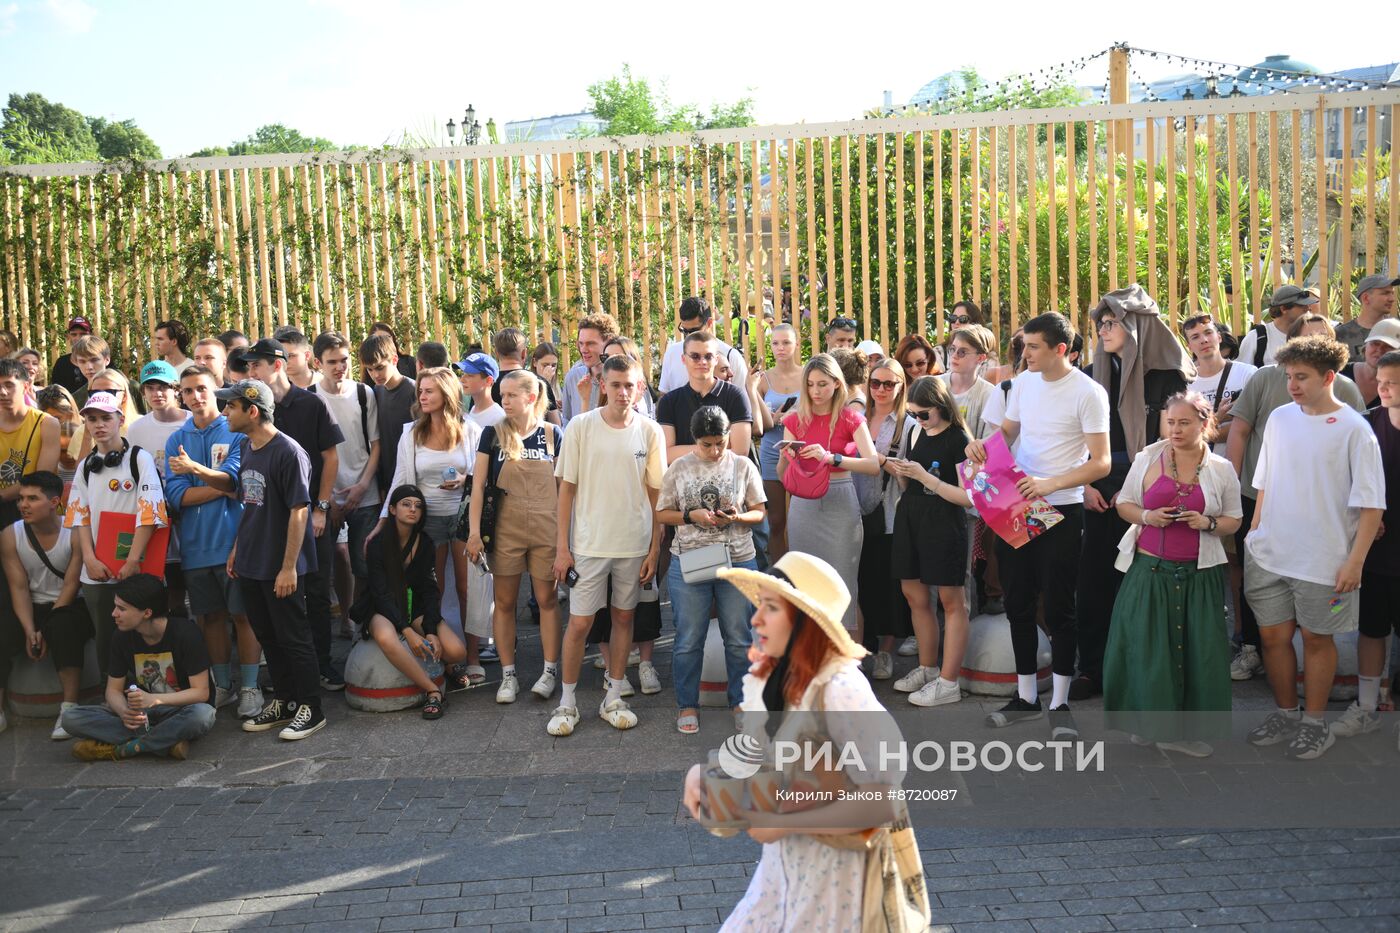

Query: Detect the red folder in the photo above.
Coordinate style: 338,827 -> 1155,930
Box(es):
95,512 -> 170,577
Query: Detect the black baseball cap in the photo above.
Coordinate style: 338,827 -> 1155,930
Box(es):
242,337 -> 288,361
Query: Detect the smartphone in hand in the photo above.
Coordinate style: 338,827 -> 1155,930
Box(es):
565,567 -> 580,587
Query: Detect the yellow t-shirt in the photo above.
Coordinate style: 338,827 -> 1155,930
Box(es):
555,409 -> 666,558
0,408 -> 46,492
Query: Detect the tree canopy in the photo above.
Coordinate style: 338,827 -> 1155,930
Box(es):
190,123 -> 344,158
0,92 -> 164,165
582,65 -> 755,136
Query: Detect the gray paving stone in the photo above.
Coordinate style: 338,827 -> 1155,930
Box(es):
377,912 -> 462,931
265,906 -> 347,926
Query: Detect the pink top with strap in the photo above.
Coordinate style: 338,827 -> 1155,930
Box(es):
1139,452 -> 1204,562
782,408 -> 864,476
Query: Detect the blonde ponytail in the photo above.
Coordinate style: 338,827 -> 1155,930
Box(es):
497,370 -> 549,461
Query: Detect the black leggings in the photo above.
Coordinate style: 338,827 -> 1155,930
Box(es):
998,504 -> 1084,677
0,602 -> 94,690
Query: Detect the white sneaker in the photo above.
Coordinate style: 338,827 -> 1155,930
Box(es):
547,705 -> 580,736
599,697 -> 638,730
237,687 -> 265,719
909,678 -> 962,707
893,665 -> 939,694
1331,702 -> 1381,738
1229,645 -> 1263,681
872,651 -> 894,681
593,648 -> 642,670
51,702 -> 77,740
531,670 -> 557,699
1156,740 -> 1214,758
213,686 -> 237,709
496,673 -> 519,704
610,675 -> 635,699
897,636 -> 918,657
638,662 -> 662,695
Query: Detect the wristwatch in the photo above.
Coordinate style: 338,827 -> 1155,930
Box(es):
1207,515 -> 1218,533
316,499 -> 331,512
831,453 -> 844,469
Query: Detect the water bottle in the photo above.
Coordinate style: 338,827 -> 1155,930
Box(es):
441,466 -> 458,486
127,684 -> 150,733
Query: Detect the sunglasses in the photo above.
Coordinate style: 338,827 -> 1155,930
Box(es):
869,378 -> 900,391
678,322 -> 705,335
909,409 -> 932,421
950,314 -> 972,324
949,347 -> 978,359
829,317 -> 858,330
686,352 -> 716,363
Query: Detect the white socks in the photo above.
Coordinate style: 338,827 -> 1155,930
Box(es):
560,682 -> 578,710
1050,673 -> 1071,709
1017,674 -> 1037,705
544,661 -> 559,675
604,676 -> 623,705
1358,675 -> 1381,712
502,664 -> 516,678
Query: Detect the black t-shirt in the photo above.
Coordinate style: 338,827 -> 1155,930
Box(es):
109,616 -> 211,705
899,423 -> 970,522
656,380 -> 753,447
234,432 -> 318,580
274,386 -> 344,501
1107,361 -> 1188,454
477,423 -> 564,482
1365,408 -> 1400,576
490,367 -> 559,412
50,354 -> 87,396
375,377 -> 417,495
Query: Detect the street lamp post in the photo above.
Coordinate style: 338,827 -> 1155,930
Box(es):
445,104 -> 483,145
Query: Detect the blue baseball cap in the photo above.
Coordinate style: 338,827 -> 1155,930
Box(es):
455,352 -> 499,380
140,360 -> 180,386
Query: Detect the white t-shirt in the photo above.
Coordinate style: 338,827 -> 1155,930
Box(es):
63,446 -> 169,585
1004,368 -> 1110,506
1247,403 -> 1386,586
126,412 -> 190,479
316,381 -> 381,508
1188,360 -> 1256,456
382,419 -> 482,519
1237,322 -> 1288,367
556,409 -> 667,558
468,402 -> 506,430
658,339 -> 750,394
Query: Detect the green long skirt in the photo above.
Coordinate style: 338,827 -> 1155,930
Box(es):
1103,553 -> 1232,741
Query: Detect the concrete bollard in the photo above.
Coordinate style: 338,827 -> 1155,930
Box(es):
958,613 -> 1053,697
343,637 -> 444,713
1293,628 -> 1358,703
699,618 -> 732,708
6,641 -> 103,718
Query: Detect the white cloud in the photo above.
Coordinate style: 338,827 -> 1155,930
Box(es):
44,0 -> 95,33
0,3 -> 19,36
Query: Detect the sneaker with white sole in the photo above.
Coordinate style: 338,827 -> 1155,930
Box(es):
909,678 -> 962,707
1284,719 -> 1334,760
531,670 -> 557,699
278,703 -> 326,741
496,673 -> 519,704
242,699 -> 293,732
237,687 -> 264,719
896,636 -> 918,657
872,651 -> 894,681
1331,702 -> 1381,738
638,662 -> 662,695
593,648 -> 641,670
51,701 -> 77,741
1048,704 -> 1080,741
1156,740 -> 1213,758
985,697 -> 1044,728
1229,645 -> 1264,681
547,705 -> 580,736
1247,711 -> 1302,746
599,697 -> 638,730
893,666 -> 938,694
610,675 -> 635,698
213,686 -> 237,709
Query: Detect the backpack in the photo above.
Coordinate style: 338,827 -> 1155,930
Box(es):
1249,323 -> 1269,368
310,381 -> 371,451
82,444 -> 149,491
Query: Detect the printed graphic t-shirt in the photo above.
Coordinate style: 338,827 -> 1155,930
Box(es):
109,615 -> 211,705
657,450 -> 766,560
64,446 -> 169,585
234,432 -> 317,581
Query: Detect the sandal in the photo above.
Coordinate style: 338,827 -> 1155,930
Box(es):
677,711 -> 699,735
464,664 -> 486,686
422,691 -> 445,720
1379,695 -> 1396,713
444,668 -> 471,692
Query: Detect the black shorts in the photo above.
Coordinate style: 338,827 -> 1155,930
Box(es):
890,494 -> 968,588
1359,571 -> 1400,639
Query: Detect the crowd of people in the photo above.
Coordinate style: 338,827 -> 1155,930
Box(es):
0,273 -> 1396,765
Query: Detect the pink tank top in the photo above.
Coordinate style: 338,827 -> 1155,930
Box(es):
1139,455 -> 1205,562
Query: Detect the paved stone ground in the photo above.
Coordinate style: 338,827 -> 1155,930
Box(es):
2,599 -> 1398,931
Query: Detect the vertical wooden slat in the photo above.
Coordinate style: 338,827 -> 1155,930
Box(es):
140,177 -> 156,332
932,129 -> 944,332
687,148 -> 701,298
286,168 -> 307,330
748,140 -> 763,358
1391,103 -> 1399,278
252,169 -> 274,335
667,146 -> 683,315
1226,114 -> 1243,333
1292,110 -> 1304,283
1066,122 -> 1078,333
1206,116 -> 1220,315
859,135 -> 871,343
1247,113 -> 1262,325
730,145 -> 747,350
950,128 -> 962,309
561,152 -> 583,356
895,131 -> 907,339
823,137 -> 837,326
1364,107 -> 1377,276
764,139 -> 780,364
1339,104 -> 1353,296
584,152 -> 602,310
1086,123 -> 1098,303
1124,117 -> 1137,286
875,134 -> 888,343
620,149 -> 637,336
1144,119 -> 1155,300
1046,124 -> 1058,312
1025,122 -> 1038,314
1315,101 -> 1328,309
1164,119 -> 1177,323
377,163 -> 396,318
269,169 -> 288,326
601,150 -> 619,318
639,148 -> 654,366
354,166 -> 375,328
1266,113 -> 1281,291
1184,116 -> 1198,315
971,127 -> 982,308
313,166 -> 336,333
424,162 -> 444,345
988,126 -> 1000,345
554,153 -> 571,352
805,138 -> 819,340
1008,126 -> 1019,332
699,148 -> 715,310
649,149 -> 666,329
1106,121 -> 1118,296
716,146 -> 732,344
782,138 -> 797,348
840,137 -> 853,333
914,131 -> 926,340
333,168 -> 355,339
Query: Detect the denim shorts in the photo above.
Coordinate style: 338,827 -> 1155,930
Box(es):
184,564 -> 247,617
424,513 -> 458,548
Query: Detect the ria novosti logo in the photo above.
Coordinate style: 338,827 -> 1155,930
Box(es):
717,733 -> 765,778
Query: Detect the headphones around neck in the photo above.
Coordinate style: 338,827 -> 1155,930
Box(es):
85,439 -> 130,475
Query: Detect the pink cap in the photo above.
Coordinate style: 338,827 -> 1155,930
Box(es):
80,391 -> 123,416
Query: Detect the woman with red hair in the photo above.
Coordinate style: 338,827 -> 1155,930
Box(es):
682,551 -> 931,930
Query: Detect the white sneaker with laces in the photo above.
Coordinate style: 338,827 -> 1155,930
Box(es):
1331,702 -> 1380,738
893,665 -> 939,694
496,673 -> 519,704
594,648 -> 642,670
872,652 -> 894,681
1229,645 -> 1263,681
547,705 -> 580,736
908,678 -> 962,707
213,686 -> 237,709
237,687 -> 264,719
897,636 -> 918,657
611,676 -> 635,699
638,662 -> 662,695
51,701 -> 77,740
531,670 -> 557,699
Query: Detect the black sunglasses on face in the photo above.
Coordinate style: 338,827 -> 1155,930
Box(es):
869,378 -> 900,391
829,317 -> 858,330
909,409 -> 931,421
951,314 -> 972,324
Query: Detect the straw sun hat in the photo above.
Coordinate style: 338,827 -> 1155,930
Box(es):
718,552 -> 867,659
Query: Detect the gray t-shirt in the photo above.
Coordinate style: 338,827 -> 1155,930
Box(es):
1334,319 -> 1372,364
656,450 -> 766,561
376,377 -> 416,495
1231,364 -> 1367,498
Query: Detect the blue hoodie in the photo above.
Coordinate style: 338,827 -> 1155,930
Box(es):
164,415 -> 243,571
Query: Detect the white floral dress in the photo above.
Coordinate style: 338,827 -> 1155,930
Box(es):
720,658 -> 898,932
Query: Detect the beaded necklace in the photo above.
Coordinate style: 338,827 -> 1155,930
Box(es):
1167,444 -> 1206,500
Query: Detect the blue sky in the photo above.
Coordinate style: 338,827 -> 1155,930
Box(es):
1,0 -> 1394,158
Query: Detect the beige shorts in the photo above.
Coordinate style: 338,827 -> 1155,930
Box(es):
570,554 -> 645,616
1244,549 -> 1358,635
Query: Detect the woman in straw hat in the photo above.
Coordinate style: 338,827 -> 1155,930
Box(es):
683,551 -> 931,932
